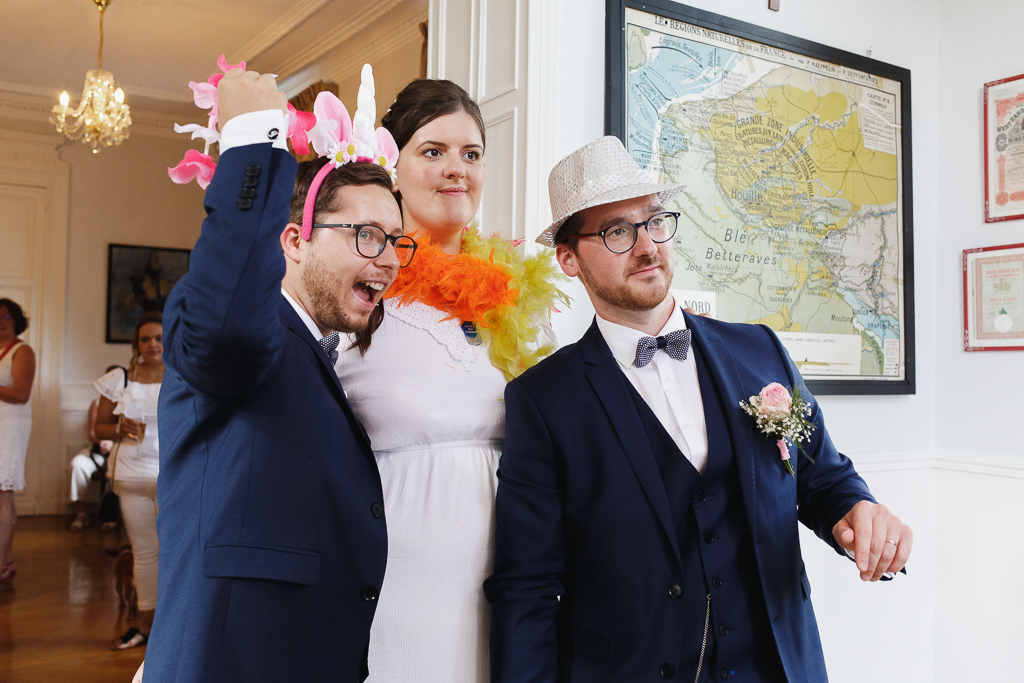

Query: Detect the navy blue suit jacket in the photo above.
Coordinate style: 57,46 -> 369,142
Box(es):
485,312 -> 875,682
145,145 -> 387,682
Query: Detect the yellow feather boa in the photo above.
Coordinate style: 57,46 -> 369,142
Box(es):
385,227 -> 571,380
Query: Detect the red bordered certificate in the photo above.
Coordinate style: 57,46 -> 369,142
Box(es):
963,242 -> 1024,351
984,73 -> 1024,222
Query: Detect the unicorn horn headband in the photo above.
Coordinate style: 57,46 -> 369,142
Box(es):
301,64 -> 399,241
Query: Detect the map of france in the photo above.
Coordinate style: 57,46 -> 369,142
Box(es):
625,10 -> 905,380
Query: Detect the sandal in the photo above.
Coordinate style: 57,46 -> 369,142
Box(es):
0,562 -> 16,586
110,627 -> 148,651
70,514 -> 90,532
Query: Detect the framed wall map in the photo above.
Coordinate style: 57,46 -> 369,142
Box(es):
606,1 -> 915,395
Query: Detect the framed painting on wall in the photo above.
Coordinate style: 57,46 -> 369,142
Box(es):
606,0 -> 916,395
984,73 -> 1024,222
963,242 -> 1024,352
106,243 -> 191,343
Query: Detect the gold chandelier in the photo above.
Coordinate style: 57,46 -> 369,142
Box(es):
51,0 -> 132,153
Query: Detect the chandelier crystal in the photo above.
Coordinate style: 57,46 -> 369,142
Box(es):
51,0 -> 132,153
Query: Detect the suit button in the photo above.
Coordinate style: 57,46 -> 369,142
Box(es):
659,662 -> 675,678
239,187 -> 257,199
704,532 -> 714,543
718,625 -> 729,636
237,198 -> 253,210
245,164 -> 261,177
371,502 -> 384,518
720,670 -> 732,680
696,490 -> 706,502
712,577 -> 725,589
360,586 -> 378,601
668,584 -> 682,599
243,175 -> 259,188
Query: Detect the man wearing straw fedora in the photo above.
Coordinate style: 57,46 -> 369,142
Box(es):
485,136 -> 913,682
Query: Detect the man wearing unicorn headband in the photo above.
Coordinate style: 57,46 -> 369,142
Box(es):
139,65 -> 414,682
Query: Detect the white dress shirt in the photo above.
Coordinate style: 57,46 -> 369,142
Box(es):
595,300 -> 709,473
218,109 -> 290,154
281,288 -> 326,342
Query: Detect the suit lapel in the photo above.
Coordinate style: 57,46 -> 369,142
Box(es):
579,321 -> 683,566
279,298 -> 372,451
684,312 -> 759,533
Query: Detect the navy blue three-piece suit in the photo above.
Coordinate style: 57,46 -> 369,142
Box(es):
486,313 -> 876,682
145,145 -> 387,681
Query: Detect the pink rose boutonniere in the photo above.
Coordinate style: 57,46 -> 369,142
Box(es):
739,382 -> 815,477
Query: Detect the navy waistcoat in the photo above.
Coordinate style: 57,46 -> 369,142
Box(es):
624,344 -> 787,682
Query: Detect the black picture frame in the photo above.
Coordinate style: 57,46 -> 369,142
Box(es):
105,243 -> 191,343
606,0 -> 915,395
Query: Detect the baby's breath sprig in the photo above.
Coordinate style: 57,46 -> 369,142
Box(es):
739,384 -> 816,477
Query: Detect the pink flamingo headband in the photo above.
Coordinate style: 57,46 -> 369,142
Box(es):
301,64 -> 399,240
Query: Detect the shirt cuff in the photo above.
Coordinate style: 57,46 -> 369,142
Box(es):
219,109 -> 289,154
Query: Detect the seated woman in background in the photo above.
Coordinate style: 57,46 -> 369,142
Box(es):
68,365 -> 124,532
93,313 -> 163,650
0,297 -> 36,589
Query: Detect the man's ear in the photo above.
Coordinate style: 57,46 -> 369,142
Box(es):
281,223 -> 306,264
555,243 -> 580,278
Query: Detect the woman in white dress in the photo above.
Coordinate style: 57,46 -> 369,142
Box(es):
336,79 -> 566,682
0,298 -> 36,588
94,312 -> 164,650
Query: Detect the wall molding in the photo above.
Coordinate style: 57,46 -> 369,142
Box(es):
0,88 -> 186,139
844,449 -> 1024,478
273,0 -> 408,86
319,13 -> 425,88
229,0 -> 336,65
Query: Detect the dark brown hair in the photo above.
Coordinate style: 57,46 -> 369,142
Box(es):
553,212 -> 587,251
128,311 -> 163,381
290,157 -> 396,231
0,298 -> 28,336
290,158 -> 399,355
381,79 -> 485,154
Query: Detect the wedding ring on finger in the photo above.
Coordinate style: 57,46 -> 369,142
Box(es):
885,539 -> 898,546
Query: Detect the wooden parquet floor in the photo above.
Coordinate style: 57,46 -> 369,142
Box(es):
0,516 -> 145,683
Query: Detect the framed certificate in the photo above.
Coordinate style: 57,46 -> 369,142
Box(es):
963,242 -> 1024,351
984,73 -> 1024,222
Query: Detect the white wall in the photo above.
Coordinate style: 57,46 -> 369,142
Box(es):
933,0 -> 1024,678
541,1 -> 1024,681
0,112 -> 207,510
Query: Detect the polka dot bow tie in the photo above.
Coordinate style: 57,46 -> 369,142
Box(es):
633,328 -> 692,368
320,331 -> 340,366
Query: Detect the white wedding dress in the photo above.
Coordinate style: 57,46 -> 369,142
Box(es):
336,298 -> 510,682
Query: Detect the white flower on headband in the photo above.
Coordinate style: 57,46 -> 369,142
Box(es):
306,64 -> 398,180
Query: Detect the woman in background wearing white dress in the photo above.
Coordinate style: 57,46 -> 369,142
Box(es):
94,312 -> 164,650
336,80 -> 567,682
0,298 -> 36,589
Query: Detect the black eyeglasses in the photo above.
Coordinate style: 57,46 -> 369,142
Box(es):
566,211 -> 680,253
312,223 -> 418,267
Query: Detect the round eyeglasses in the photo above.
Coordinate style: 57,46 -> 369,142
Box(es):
566,211 -> 680,254
312,223 -> 418,267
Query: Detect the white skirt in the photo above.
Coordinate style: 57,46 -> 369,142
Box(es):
366,440 -> 501,683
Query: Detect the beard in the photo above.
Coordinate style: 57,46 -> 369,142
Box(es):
301,249 -> 369,334
578,252 -> 673,312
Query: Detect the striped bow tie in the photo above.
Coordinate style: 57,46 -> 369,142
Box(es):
320,331 -> 340,366
633,328 -> 691,368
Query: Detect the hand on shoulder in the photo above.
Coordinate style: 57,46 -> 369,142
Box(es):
216,69 -> 288,132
